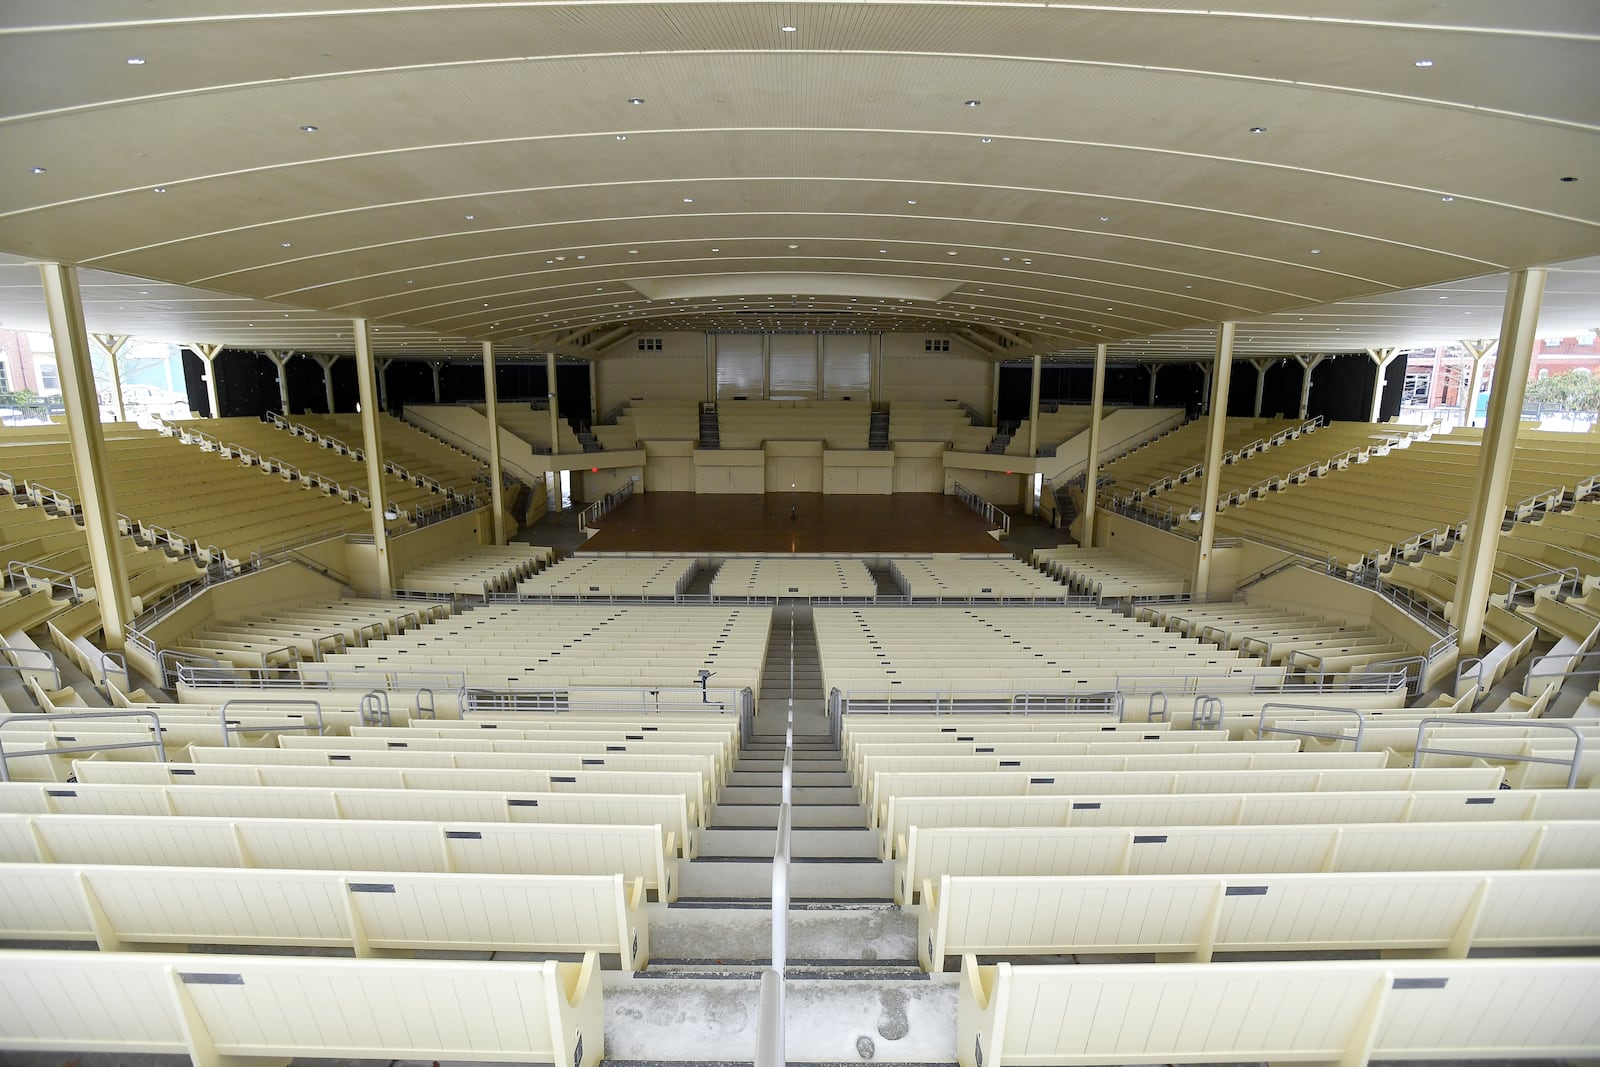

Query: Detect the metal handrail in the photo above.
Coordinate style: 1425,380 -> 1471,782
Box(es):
218,699 -> 326,746
578,480 -> 636,532
0,643 -> 63,690
1367,655 -> 1427,696
7,561 -> 83,601
1504,566 -> 1581,603
1411,716 -> 1585,789
0,710 -> 167,782
1259,703 -> 1366,751
952,482 -> 1011,535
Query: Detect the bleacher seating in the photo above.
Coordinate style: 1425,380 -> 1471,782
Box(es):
887,400 -> 993,451
716,399 -> 870,449
518,554 -> 701,597
593,400 -> 701,450
1033,545 -> 1190,599
488,403 -> 586,454
1102,417 -> 1300,501
397,544 -> 553,598
1005,405 -> 1094,457
164,595 -> 450,672
293,412 -> 488,495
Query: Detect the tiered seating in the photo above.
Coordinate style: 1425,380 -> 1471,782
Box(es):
814,604 -> 1282,696
709,557 -> 875,597
1032,546 -> 1190,599
490,404 -> 585,453
300,602 -> 771,693
1140,597 -> 1416,681
716,399 -> 870,449
517,554 -> 701,598
1213,427 -> 1600,568
888,556 -> 1067,599
888,400 -> 992,451
163,595 -> 449,671
294,412 -> 487,495
593,400 -> 700,450
1160,421 -> 1424,518
1103,417 -> 1298,501
190,417 -> 446,518
397,544 -> 554,598
1004,404 -> 1094,457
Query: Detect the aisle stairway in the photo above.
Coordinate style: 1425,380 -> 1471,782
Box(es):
599,604 -> 958,1063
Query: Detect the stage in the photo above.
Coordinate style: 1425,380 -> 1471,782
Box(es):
580,492 -> 1013,554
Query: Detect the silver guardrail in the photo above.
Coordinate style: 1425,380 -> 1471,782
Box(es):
952,482 -> 1010,535
217,699 -> 326,746
1259,703 -> 1366,751
578,480 -> 636,533
1411,716 -> 1586,789
0,710 -> 167,782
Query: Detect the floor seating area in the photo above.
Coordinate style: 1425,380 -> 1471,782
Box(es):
397,544 -> 554,599
1032,545 -> 1190,599
517,554 -> 702,597
887,556 -> 1068,599
709,557 -> 876,598
716,399 -> 871,449
297,601 -> 771,693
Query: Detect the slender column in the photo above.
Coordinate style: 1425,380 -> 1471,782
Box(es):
429,360 -> 445,404
481,342 -> 506,545
545,352 -> 562,455
376,358 -> 392,414
1081,343 -> 1108,548
92,334 -> 130,422
263,350 -> 294,414
312,353 -> 339,413
989,360 -> 1001,425
1366,347 -> 1401,423
1460,339 -> 1495,427
190,342 -> 223,418
588,360 -> 599,425
1293,353 -> 1327,419
39,264 -> 134,649
1146,363 -> 1162,406
352,320 -> 392,592
1197,363 -> 1213,415
1024,354 -> 1042,515
1454,270 -> 1546,653
1249,358 -> 1273,417
1193,323 -> 1236,598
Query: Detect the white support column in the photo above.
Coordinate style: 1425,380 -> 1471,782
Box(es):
1366,347 -> 1401,423
263,350 -> 293,415
376,358 -> 392,414
988,360 -> 1001,424
39,263 -> 134,649
1454,270 -> 1547,654
1024,354 -> 1042,515
189,342 -> 223,419
351,319 -> 392,593
1197,363 -> 1213,415
1081,343 -> 1108,548
1146,363 -> 1162,406
313,353 -> 339,413
588,360 -> 599,425
429,360 -> 445,404
1293,353 -> 1327,419
1249,358 -> 1273,417
545,352 -> 562,456
1194,323 -> 1236,599
481,342 -> 506,545
91,334 -> 130,422
1460,339 -> 1495,427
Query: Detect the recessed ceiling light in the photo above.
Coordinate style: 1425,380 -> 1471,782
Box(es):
878,248 -> 887,253
1414,59 -> 1434,67
980,137 -> 992,144
906,199 -> 917,205
1438,296 -> 1449,300
280,241 -> 292,247
1001,256 -> 1011,262
1098,216 -> 1110,222
152,186 -> 166,193
1441,195 -> 1455,202
1248,126 -> 1266,134
546,259 -> 555,264
628,249 -> 639,254
1022,258 -> 1032,265
29,166 -> 45,174
963,99 -> 982,107
1309,248 -> 1322,254
464,214 -> 475,220
126,56 -> 146,65
628,97 -> 645,105
780,24 -> 797,31
576,254 -> 586,260
300,124 -> 318,132
683,197 -> 694,203
947,250 -> 958,256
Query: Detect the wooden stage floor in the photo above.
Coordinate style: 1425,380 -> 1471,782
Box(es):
581,492 -> 1012,554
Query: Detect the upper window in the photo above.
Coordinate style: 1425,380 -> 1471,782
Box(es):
923,338 -> 950,352
637,337 -> 664,351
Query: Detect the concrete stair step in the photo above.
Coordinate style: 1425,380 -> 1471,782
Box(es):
698,826 -> 880,858
727,770 -> 851,788
710,803 -> 869,829
677,858 -> 892,901
718,784 -> 859,805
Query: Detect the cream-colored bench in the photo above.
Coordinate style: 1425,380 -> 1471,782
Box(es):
898,818 -> 1600,907
0,862 -> 649,970
0,779 -> 700,858
0,811 -> 679,901
879,786 -> 1600,860
958,955 -> 1600,1067
0,949 -> 603,1067
278,732 -> 730,784
920,867 -> 1600,970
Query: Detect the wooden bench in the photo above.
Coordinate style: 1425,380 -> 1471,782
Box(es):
877,786 -> 1600,860
0,949 -> 603,1066
919,867 -> 1600,970
958,955 -> 1600,1067
898,818 -> 1600,907
0,862 -> 650,970
0,811 -> 679,901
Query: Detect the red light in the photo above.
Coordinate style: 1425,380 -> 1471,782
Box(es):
1005,470 -> 1012,475
591,467 -> 599,473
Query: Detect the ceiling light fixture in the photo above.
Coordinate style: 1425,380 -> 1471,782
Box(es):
1098,216 -> 1110,222
29,166 -> 45,174
628,97 -> 645,105
628,249 -> 639,254
980,137 -> 992,144
683,197 -> 694,203
1441,195 -> 1455,202
963,99 -> 982,107
464,214 -> 475,220
300,124 -> 318,132
152,186 -> 166,193
906,199 -> 917,205
1414,59 -> 1434,67
1309,248 -> 1322,254
1248,126 -> 1266,134
280,241 -> 292,247
781,24 -> 797,31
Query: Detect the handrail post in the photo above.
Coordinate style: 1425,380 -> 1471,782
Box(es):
1411,715 -> 1585,788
